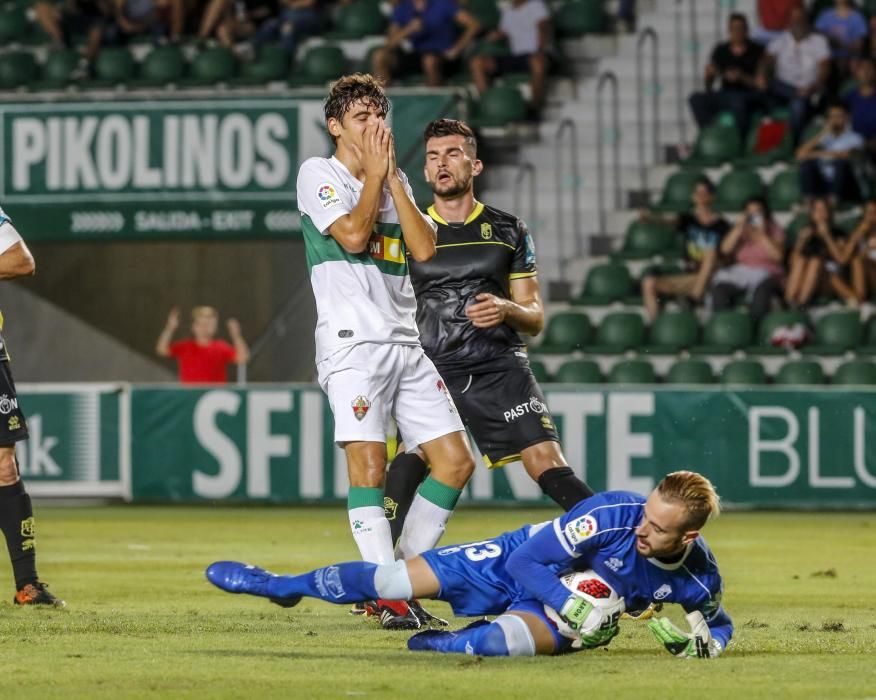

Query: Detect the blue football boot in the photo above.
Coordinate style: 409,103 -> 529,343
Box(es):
205,561 -> 301,608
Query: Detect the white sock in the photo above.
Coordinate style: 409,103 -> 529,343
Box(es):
348,506 -> 395,565
395,493 -> 453,560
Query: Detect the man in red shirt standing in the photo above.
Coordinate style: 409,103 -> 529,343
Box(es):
156,306 -> 250,383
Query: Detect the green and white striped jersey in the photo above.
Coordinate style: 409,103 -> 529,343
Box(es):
296,156 -> 423,364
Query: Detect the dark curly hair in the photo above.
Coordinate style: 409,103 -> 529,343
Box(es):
324,73 -> 390,143
423,118 -> 478,155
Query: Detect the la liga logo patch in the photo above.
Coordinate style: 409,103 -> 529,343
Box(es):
317,183 -> 341,209
564,514 -> 598,546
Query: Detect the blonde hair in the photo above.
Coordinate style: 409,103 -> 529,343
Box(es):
656,471 -> 721,530
191,306 -> 218,321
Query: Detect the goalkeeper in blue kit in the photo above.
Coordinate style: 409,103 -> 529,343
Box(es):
207,471 -> 733,658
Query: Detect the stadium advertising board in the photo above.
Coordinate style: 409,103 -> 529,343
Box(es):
0,94 -> 454,241
128,386 -> 876,507
16,384 -> 125,497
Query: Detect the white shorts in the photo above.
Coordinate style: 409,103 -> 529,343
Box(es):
318,342 -> 465,449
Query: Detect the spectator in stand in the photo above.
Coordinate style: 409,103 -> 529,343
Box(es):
846,57 -> 876,160
198,0 -> 279,51
468,0 -> 551,113
688,13 -> 766,138
757,7 -> 831,139
107,0 -> 185,44
641,177 -> 730,321
841,198 -> 876,300
785,197 -> 862,307
751,0 -> 801,45
249,0 -> 322,58
372,0 -> 481,87
156,306 -> 250,384
797,100 -> 863,204
33,0 -> 114,68
814,0 -> 867,77
710,197 -> 785,324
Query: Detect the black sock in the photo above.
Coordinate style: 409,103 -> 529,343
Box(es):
384,451 -> 429,545
537,467 -> 595,511
0,480 -> 38,590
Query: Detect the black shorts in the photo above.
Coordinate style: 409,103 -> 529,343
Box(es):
443,364 -> 559,467
0,361 -> 28,446
495,53 -> 536,74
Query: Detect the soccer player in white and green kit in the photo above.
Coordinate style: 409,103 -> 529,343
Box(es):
296,74 -> 476,629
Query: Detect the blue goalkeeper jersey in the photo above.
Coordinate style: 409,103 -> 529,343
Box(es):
503,491 -> 733,648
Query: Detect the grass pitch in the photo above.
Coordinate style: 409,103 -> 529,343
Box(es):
1,506 -> 875,699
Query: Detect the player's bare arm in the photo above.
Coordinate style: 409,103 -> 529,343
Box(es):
0,241 -> 35,280
387,131 -> 437,263
327,122 -> 389,253
465,277 -> 544,335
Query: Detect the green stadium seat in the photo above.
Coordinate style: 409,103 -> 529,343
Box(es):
237,43 -> 288,83
833,359 -> 876,385
89,47 -> 136,85
609,359 -> 656,384
555,0 -> 604,37
185,46 -> 237,84
135,45 -> 185,86
654,170 -> 704,213
613,219 -> 676,260
465,0 -> 501,31
768,170 -> 802,212
326,0 -> 386,39
529,359 -> 550,383
592,312 -> 646,354
713,168 -> 765,212
694,311 -> 752,354
572,263 -> 633,305
665,359 -> 716,384
734,114 -> 793,167
289,45 -> 346,86
721,359 -> 767,385
470,85 -> 526,127
534,312 -> 593,353
750,309 -> 810,355
554,359 -> 603,384
857,316 -> 876,355
0,6 -> 29,43
682,124 -> 742,168
801,311 -> 863,355
0,51 -> 38,89
644,310 -> 699,353
38,49 -> 80,88
774,360 -> 825,385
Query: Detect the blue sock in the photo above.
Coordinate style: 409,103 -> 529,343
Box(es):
265,561 -> 380,604
408,621 -> 510,656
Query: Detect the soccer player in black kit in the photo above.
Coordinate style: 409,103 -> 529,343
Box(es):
384,119 -> 594,542
0,206 -> 64,606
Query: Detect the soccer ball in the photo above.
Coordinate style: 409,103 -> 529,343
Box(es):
544,569 -> 625,639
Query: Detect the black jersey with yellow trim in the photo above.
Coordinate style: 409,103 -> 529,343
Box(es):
408,201 -> 537,376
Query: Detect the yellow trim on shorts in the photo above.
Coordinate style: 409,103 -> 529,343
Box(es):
484,452 -> 522,469
509,272 -> 537,280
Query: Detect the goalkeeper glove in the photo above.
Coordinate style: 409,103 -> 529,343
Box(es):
648,611 -> 723,659
574,623 -> 619,650
559,594 -> 594,631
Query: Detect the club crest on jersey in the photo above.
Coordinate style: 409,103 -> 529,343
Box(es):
653,584 -> 672,600
317,183 -> 341,209
564,514 -> 598,545
480,222 -> 492,240
351,395 -> 371,421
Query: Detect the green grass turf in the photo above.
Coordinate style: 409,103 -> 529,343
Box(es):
1,506 -> 875,699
